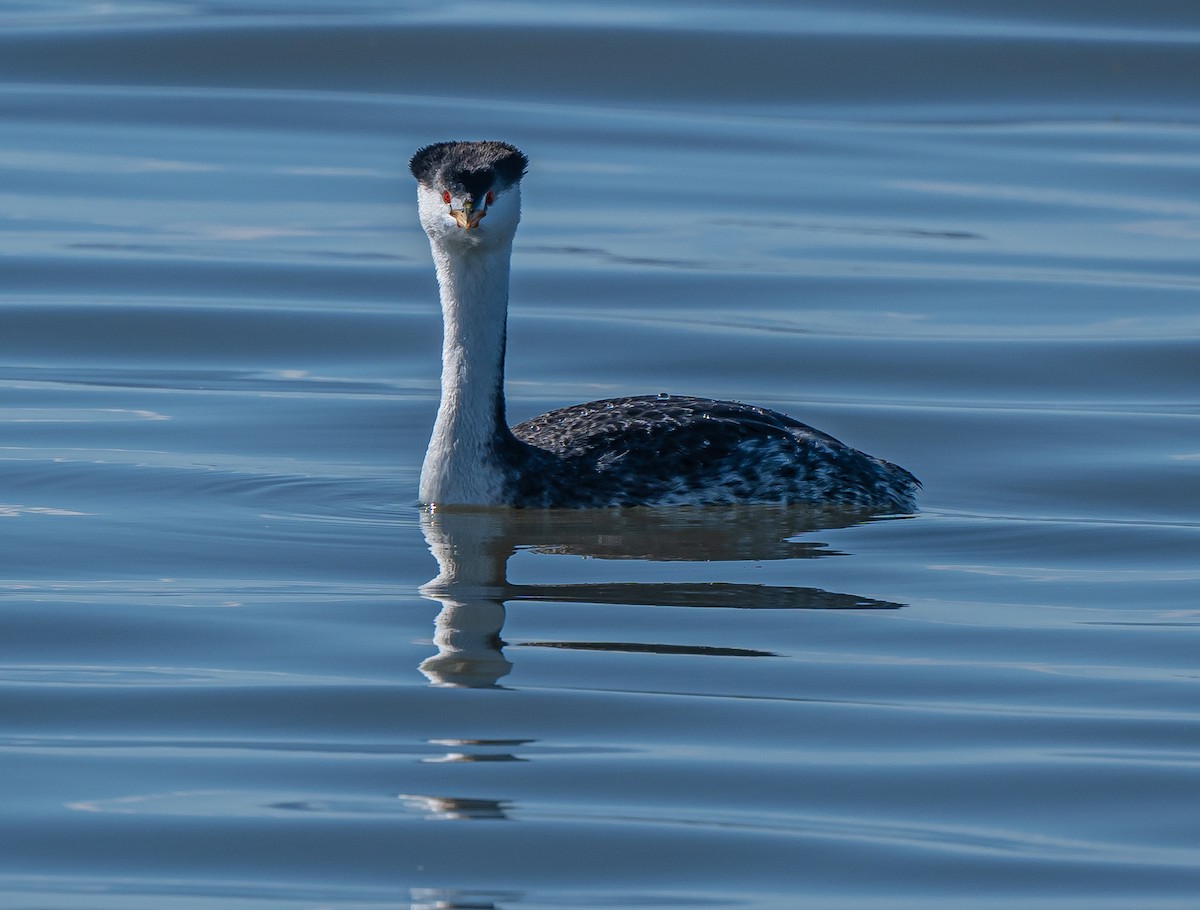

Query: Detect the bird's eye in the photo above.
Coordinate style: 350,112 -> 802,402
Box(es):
485,190 -> 495,205
441,190 -> 452,204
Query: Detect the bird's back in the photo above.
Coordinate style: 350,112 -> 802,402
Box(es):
506,395 -> 919,510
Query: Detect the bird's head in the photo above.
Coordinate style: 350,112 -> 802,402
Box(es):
410,140 -> 528,249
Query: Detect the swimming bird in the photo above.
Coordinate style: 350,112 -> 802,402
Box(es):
410,140 -> 919,510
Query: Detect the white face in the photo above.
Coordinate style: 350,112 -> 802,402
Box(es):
417,180 -> 522,250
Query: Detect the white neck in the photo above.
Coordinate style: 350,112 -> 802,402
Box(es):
419,236 -> 515,505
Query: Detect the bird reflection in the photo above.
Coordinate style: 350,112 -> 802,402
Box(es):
398,793 -> 512,821
421,739 -> 530,763
418,505 -> 907,687
408,886 -> 517,909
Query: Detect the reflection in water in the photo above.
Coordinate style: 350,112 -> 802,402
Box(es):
519,639 -> 777,657
421,739 -> 530,763
418,507 -> 906,687
409,887 -> 518,910
398,793 -> 512,821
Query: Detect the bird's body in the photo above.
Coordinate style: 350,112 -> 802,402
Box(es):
509,395 -> 917,509
410,140 -> 919,511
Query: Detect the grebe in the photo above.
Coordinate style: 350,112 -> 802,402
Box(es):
410,140 -> 919,511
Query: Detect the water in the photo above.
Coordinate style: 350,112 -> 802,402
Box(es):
2,2 -> 1199,908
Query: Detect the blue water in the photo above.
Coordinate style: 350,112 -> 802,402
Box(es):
2,2 -> 1199,908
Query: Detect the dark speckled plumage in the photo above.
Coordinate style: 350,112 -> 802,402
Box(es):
497,395 -> 919,510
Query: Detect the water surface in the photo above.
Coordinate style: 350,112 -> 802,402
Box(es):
2,2 -> 1199,908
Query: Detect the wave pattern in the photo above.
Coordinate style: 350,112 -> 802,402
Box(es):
1,1 -> 1198,908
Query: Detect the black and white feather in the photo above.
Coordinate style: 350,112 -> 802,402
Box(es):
410,141 -> 920,512
410,140 -> 528,197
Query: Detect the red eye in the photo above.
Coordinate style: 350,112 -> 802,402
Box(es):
485,190 -> 495,205
441,190 -> 451,204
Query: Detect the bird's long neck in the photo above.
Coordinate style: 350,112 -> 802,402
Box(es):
420,238 -> 516,505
